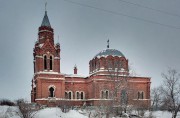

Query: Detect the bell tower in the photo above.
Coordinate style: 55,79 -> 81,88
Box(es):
31,7 -> 64,104
33,10 -> 61,73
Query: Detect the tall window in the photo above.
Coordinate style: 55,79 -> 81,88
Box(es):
138,91 -> 144,99
44,55 -> 47,70
50,56 -> 53,70
77,92 -> 80,99
101,90 -> 109,99
81,92 -> 84,99
65,91 -> 73,99
76,91 -> 84,99
69,92 -> 72,99
105,91 -> 109,99
65,92 -> 68,99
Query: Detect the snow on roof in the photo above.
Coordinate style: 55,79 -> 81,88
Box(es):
94,48 -> 125,59
65,74 -> 87,78
35,71 -> 60,75
39,43 -> 44,48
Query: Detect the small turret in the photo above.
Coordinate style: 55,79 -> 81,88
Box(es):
74,65 -> 78,74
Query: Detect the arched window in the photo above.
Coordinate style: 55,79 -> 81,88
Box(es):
49,87 -> 54,97
138,91 -> 144,99
44,55 -> 47,70
50,56 -> 53,70
138,92 -> 140,99
65,91 -> 73,99
101,90 -> 109,99
81,92 -> 84,99
77,92 -> 79,99
141,92 -> 144,99
105,91 -> 109,99
69,92 -> 72,99
65,92 -> 68,99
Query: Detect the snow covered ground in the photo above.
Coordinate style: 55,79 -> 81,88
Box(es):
34,107 -> 87,118
0,106 -> 21,118
145,110 -> 180,118
0,105 -> 180,118
0,106 -> 88,118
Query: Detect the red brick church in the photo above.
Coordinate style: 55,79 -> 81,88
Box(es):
31,10 -> 151,108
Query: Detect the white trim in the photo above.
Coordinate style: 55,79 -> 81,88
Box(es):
86,99 -> 113,101
39,30 -> 53,33
35,55 -> 43,58
48,85 -> 56,89
35,98 -> 113,101
133,99 -> 150,101
90,73 -> 128,76
39,43 -> 44,48
65,74 -> 86,78
54,57 -> 60,59
65,81 -> 85,83
129,81 -> 150,83
37,77 -> 65,80
35,71 -> 60,75
90,67 -> 127,74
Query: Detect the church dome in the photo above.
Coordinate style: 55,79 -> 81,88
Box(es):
94,48 -> 125,58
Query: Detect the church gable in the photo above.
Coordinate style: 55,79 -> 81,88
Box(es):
41,39 -> 56,54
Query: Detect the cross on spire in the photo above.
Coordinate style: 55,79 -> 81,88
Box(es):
45,2 -> 47,11
107,39 -> 109,48
41,2 -> 51,27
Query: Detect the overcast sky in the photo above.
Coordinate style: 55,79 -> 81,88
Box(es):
0,0 -> 180,101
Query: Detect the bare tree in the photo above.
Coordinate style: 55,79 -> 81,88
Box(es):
16,99 -> 38,118
161,68 -> 180,118
151,86 -> 162,111
105,59 -> 129,116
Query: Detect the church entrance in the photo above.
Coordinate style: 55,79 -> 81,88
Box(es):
49,87 -> 54,97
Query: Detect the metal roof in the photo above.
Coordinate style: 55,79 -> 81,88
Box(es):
41,11 -> 51,27
94,48 -> 125,58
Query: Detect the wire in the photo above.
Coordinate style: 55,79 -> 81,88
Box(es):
117,0 -> 180,18
63,0 -> 180,30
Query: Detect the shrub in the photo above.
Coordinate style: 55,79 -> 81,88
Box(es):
0,99 -> 15,106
